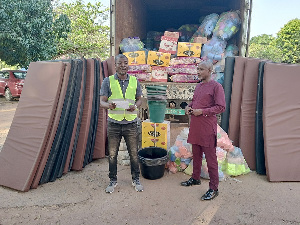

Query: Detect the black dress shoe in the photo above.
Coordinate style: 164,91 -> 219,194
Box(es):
201,189 -> 219,200
181,177 -> 201,186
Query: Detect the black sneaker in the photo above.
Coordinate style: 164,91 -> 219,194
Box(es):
181,177 -> 201,186
201,189 -> 219,200
105,180 -> 118,193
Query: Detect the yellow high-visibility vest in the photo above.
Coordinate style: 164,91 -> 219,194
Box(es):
108,75 -> 138,121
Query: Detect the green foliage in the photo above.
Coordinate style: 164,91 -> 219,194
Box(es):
0,0 -> 70,68
249,19 -> 300,64
275,19 -> 300,64
53,0 -> 110,59
249,34 -> 283,62
0,60 -> 17,70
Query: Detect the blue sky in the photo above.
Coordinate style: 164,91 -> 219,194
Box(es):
62,0 -> 300,39
250,0 -> 300,38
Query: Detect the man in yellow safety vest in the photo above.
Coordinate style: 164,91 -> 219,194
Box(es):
100,54 -> 143,193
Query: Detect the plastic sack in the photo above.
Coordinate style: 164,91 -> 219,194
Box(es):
201,36 -> 227,62
119,37 -> 145,53
213,11 -> 241,41
201,160 -> 225,181
217,124 -> 234,152
184,160 -> 193,175
167,128 -> 193,173
193,13 -> 219,37
222,147 -> 251,176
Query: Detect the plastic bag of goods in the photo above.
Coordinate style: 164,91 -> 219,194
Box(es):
213,11 -> 241,41
193,13 -> 219,38
217,124 -> 234,152
222,147 -> 251,176
120,37 -> 144,53
167,128 -> 192,173
201,36 -> 227,62
167,146 -> 192,174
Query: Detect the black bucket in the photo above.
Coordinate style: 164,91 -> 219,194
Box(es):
138,147 -> 168,180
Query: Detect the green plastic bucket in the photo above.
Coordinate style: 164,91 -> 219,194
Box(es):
148,100 -> 167,123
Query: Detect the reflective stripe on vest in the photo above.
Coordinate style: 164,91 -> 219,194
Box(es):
108,75 -> 138,121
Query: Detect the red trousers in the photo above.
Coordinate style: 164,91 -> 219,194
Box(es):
192,144 -> 219,190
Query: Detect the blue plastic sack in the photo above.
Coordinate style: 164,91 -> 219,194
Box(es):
213,11 -> 241,40
193,13 -> 219,37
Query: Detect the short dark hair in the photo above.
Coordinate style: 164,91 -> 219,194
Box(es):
115,54 -> 128,63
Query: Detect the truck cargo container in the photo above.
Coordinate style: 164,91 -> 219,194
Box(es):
109,0 -> 253,121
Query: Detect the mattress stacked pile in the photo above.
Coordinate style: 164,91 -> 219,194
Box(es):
221,56 -> 300,181
0,57 -> 115,191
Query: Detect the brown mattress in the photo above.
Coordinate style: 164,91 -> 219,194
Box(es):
0,61 -> 65,191
228,57 -> 247,147
31,62 -> 71,189
263,63 -> 300,181
102,60 -> 109,78
106,56 -> 116,76
71,59 -> 95,170
93,58 -> 106,159
239,58 -> 262,170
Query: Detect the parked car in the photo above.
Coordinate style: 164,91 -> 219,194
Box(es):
0,70 -> 27,101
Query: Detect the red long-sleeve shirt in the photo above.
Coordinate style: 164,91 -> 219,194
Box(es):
187,80 -> 226,147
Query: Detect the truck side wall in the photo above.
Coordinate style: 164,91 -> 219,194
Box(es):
110,0 -> 147,56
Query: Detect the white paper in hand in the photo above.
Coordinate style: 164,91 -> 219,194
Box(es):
114,100 -> 130,109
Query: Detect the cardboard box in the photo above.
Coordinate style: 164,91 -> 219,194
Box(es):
177,42 -> 202,57
151,66 -> 168,82
159,36 -> 178,54
142,120 -> 170,149
123,51 -> 146,65
164,31 -> 180,39
147,51 -> 171,67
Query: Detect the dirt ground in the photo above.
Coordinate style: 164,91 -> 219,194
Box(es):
0,97 -> 300,225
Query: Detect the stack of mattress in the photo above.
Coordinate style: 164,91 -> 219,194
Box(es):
221,57 -> 300,181
0,57 -> 115,191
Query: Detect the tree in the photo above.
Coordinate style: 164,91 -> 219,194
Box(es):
53,0 -> 110,59
248,34 -> 283,62
275,19 -> 300,64
0,0 -> 70,68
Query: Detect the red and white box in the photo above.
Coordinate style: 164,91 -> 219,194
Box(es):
151,66 -> 168,82
159,36 -> 178,54
164,31 -> 180,39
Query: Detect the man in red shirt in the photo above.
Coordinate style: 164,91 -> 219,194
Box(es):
181,61 -> 225,200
